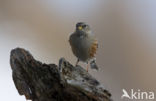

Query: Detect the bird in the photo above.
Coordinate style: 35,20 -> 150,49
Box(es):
69,22 -> 99,72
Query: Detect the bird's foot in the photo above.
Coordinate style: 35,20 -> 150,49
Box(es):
86,64 -> 89,72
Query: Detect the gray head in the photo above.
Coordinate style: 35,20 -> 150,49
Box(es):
76,22 -> 91,33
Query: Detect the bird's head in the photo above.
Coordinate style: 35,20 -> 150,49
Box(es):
76,22 -> 91,33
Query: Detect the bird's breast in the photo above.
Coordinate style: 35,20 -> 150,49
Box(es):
70,35 -> 92,62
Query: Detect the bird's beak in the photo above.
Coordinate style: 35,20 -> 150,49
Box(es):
78,26 -> 82,30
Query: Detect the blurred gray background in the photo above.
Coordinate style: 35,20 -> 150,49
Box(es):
0,0 -> 156,101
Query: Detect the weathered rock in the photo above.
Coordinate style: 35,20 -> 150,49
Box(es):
10,48 -> 112,101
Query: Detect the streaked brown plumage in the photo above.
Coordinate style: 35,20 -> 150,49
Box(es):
89,40 -> 98,58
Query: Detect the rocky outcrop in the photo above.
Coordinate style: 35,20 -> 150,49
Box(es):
10,48 -> 112,101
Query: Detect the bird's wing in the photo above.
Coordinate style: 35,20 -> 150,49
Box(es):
89,39 -> 98,58
69,33 -> 73,43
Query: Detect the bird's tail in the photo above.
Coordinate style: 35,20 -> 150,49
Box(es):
90,59 -> 99,70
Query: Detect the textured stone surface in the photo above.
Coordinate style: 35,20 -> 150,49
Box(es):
10,48 -> 112,101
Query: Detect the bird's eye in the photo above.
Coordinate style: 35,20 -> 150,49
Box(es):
83,25 -> 87,28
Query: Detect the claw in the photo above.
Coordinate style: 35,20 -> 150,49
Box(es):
75,59 -> 79,67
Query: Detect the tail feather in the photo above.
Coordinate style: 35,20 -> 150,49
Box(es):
90,60 -> 99,70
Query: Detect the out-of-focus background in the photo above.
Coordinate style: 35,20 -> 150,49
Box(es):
0,0 -> 156,101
